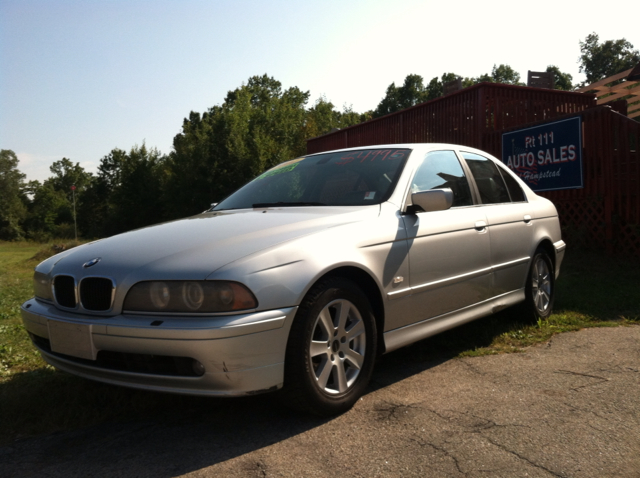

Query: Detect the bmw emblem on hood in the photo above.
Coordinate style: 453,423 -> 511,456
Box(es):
83,257 -> 101,268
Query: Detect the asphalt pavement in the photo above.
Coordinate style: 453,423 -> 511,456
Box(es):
1,325 -> 639,477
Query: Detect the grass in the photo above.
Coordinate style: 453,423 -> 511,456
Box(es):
456,249 -> 640,357
0,242 -> 49,379
1,241 -> 639,444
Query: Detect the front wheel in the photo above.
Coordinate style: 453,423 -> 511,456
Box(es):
282,278 -> 377,416
524,249 -> 555,320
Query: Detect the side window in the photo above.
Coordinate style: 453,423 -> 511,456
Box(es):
412,150 -> 473,207
497,164 -> 526,202
461,152 -> 511,205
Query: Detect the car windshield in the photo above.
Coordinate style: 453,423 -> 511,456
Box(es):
213,148 -> 412,210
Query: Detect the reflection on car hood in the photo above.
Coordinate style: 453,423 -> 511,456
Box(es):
40,206 -> 379,283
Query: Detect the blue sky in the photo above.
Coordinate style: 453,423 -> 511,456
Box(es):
1,0 -> 638,182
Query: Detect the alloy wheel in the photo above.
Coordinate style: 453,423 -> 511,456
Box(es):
309,298 -> 366,395
532,256 -> 552,315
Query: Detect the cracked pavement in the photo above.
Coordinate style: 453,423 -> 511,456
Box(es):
1,326 -> 639,477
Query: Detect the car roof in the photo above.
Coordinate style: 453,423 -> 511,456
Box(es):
307,143 -> 498,159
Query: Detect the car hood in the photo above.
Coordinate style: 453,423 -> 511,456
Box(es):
39,206 -> 379,285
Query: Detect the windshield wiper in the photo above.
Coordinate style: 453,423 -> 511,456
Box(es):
252,201 -> 326,208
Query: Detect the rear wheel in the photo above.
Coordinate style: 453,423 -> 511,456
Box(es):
524,249 -> 555,320
282,278 -> 377,416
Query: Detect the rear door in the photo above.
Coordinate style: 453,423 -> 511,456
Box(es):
460,151 -> 533,295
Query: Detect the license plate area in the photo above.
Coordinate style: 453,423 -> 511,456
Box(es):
48,320 -> 97,360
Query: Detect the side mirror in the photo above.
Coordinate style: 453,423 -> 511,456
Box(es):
410,188 -> 453,213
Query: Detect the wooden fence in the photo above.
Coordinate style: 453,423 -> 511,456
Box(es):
575,65 -> 640,119
483,106 -> 640,256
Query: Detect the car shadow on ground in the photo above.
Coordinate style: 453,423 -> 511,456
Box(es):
0,308 -> 531,477
370,307 -> 532,390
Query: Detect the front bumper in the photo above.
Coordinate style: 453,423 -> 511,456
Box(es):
21,298 -> 297,396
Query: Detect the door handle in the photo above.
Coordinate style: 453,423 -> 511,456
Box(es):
524,215 -> 532,223
475,221 -> 487,231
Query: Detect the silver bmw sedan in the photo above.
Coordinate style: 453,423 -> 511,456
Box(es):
21,144 -> 565,415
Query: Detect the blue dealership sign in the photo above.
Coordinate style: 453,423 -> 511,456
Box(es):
501,117 -> 583,191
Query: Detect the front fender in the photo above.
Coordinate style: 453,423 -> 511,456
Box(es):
208,205 -> 409,314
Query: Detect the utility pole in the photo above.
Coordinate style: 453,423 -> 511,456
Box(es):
71,185 -> 77,242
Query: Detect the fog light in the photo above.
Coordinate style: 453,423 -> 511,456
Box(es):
192,360 -> 205,376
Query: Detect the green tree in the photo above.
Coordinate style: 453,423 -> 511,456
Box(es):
0,149 -> 28,240
78,146 -> 167,237
579,33 -> 640,84
110,145 -> 167,234
166,75 -> 313,218
396,74 -> 429,108
341,105 -> 371,126
373,74 -> 430,118
424,72 -> 468,101
22,158 -> 93,240
76,149 -> 127,238
475,64 -> 525,86
546,65 -> 573,91
305,97 -> 367,138
23,182 -> 70,240
48,158 -> 92,202
373,82 -> 400,117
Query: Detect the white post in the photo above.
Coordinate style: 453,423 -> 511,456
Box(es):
72,185 -> 77,242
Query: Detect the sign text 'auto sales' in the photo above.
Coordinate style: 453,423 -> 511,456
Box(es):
501,117 -> 583,191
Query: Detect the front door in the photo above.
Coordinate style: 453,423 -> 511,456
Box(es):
399,150 -> 493,328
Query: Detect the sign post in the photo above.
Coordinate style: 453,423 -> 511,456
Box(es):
71,185 -> 77,242
501,117 -> 583,191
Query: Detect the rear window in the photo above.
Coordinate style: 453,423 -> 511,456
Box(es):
497,164 -> 527,202
461,152 -> 511,205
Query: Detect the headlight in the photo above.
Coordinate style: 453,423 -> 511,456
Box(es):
33,271 -> 53,301
149,282 -> 171,308
123,281 -> 258,313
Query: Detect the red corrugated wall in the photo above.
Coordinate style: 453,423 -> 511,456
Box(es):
307,83 -> 595,153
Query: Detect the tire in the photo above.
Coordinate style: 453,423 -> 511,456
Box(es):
524,249 -> 555,320
282,277 -> 377,416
